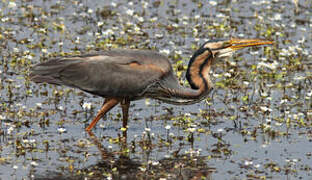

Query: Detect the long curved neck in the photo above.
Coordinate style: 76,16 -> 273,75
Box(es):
186,48 -> 213,91
155,48 -> 214,105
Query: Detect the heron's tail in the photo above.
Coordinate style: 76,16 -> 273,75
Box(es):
29,58 -> 80,85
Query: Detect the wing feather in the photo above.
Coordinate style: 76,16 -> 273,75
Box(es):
30,50 -> 172,98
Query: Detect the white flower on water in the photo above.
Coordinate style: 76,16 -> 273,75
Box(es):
244,160 -> 253,166
175,50 -> 182,55
111,2 -> 117,7
141,2 -> 148,8
1,17 -> 9,22
260,106 -> 272,112
209,1 -> 217,6
13,48 -> 19,53
145,99 -> 150,105
99,123 -> 105,128
75,37 -> 80,44
257,61 -> 278,70
8,1 -> 17,9
250,51 -> 259,55
160,49 -> 170,55
213,73 -> 221,78
42,49 -> 48,53
294,76 -> 305,80
57,128 -> 67,133
7,126 -> 14,135
273,13 -> 282,21
82,102 -> 92,110
187,128 -> 196,133
224,72 -> 231,77
25,54 -> 33,60
217,13 -> 227,19
280,99 -> 288,104
152,161 -> 159,166
164,154 -> 170,158
300,27 -> 306,32
103,29 -> 114,36
137,17 -> 144,22
150,17 -> 158,22
36,103 -> 42,108
97,22 -> 104,27
139,167 -> 146,172
172,23 -> 178,28
0,115 -> 5,120
87,9 -> 93,14
298,37 -> 305,44
243,81 -> 249,85
58,106 -> 64,110
148,160 -> 159,166
126,9 -> 134,16
155,33 -> 163,38
229,61 -> 237,66
30,161 -> 38,166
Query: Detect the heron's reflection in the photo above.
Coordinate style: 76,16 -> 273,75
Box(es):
85,131 -> 216,180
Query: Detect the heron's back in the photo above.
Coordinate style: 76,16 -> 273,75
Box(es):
30,49 -> 174,99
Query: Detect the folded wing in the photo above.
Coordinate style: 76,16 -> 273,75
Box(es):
30,50 -> 172,98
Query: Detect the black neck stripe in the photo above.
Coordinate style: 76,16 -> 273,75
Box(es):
186,48 -> 212,89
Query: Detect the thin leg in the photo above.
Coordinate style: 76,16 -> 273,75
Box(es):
120,99 -> 130,139
86,98 -> 119,131
121,99 -> 130,129
101,99 -> 109,120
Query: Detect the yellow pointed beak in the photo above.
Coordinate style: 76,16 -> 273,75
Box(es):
215,38 -> 273,58
229,38 -> 274,50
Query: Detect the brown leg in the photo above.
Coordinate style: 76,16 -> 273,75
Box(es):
86,98 -> 119,131
120,99 -> 130,129
101,99 -> 109,120
120,99 -> 130,139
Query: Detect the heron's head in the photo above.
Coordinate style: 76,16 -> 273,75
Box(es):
202,38 -> 273,59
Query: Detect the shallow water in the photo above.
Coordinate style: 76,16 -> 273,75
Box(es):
0,0 -> 311,179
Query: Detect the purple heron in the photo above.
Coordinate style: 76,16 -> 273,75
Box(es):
30,38 -> 273,131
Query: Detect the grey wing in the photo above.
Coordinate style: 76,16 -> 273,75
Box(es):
30,54 -> 170,98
